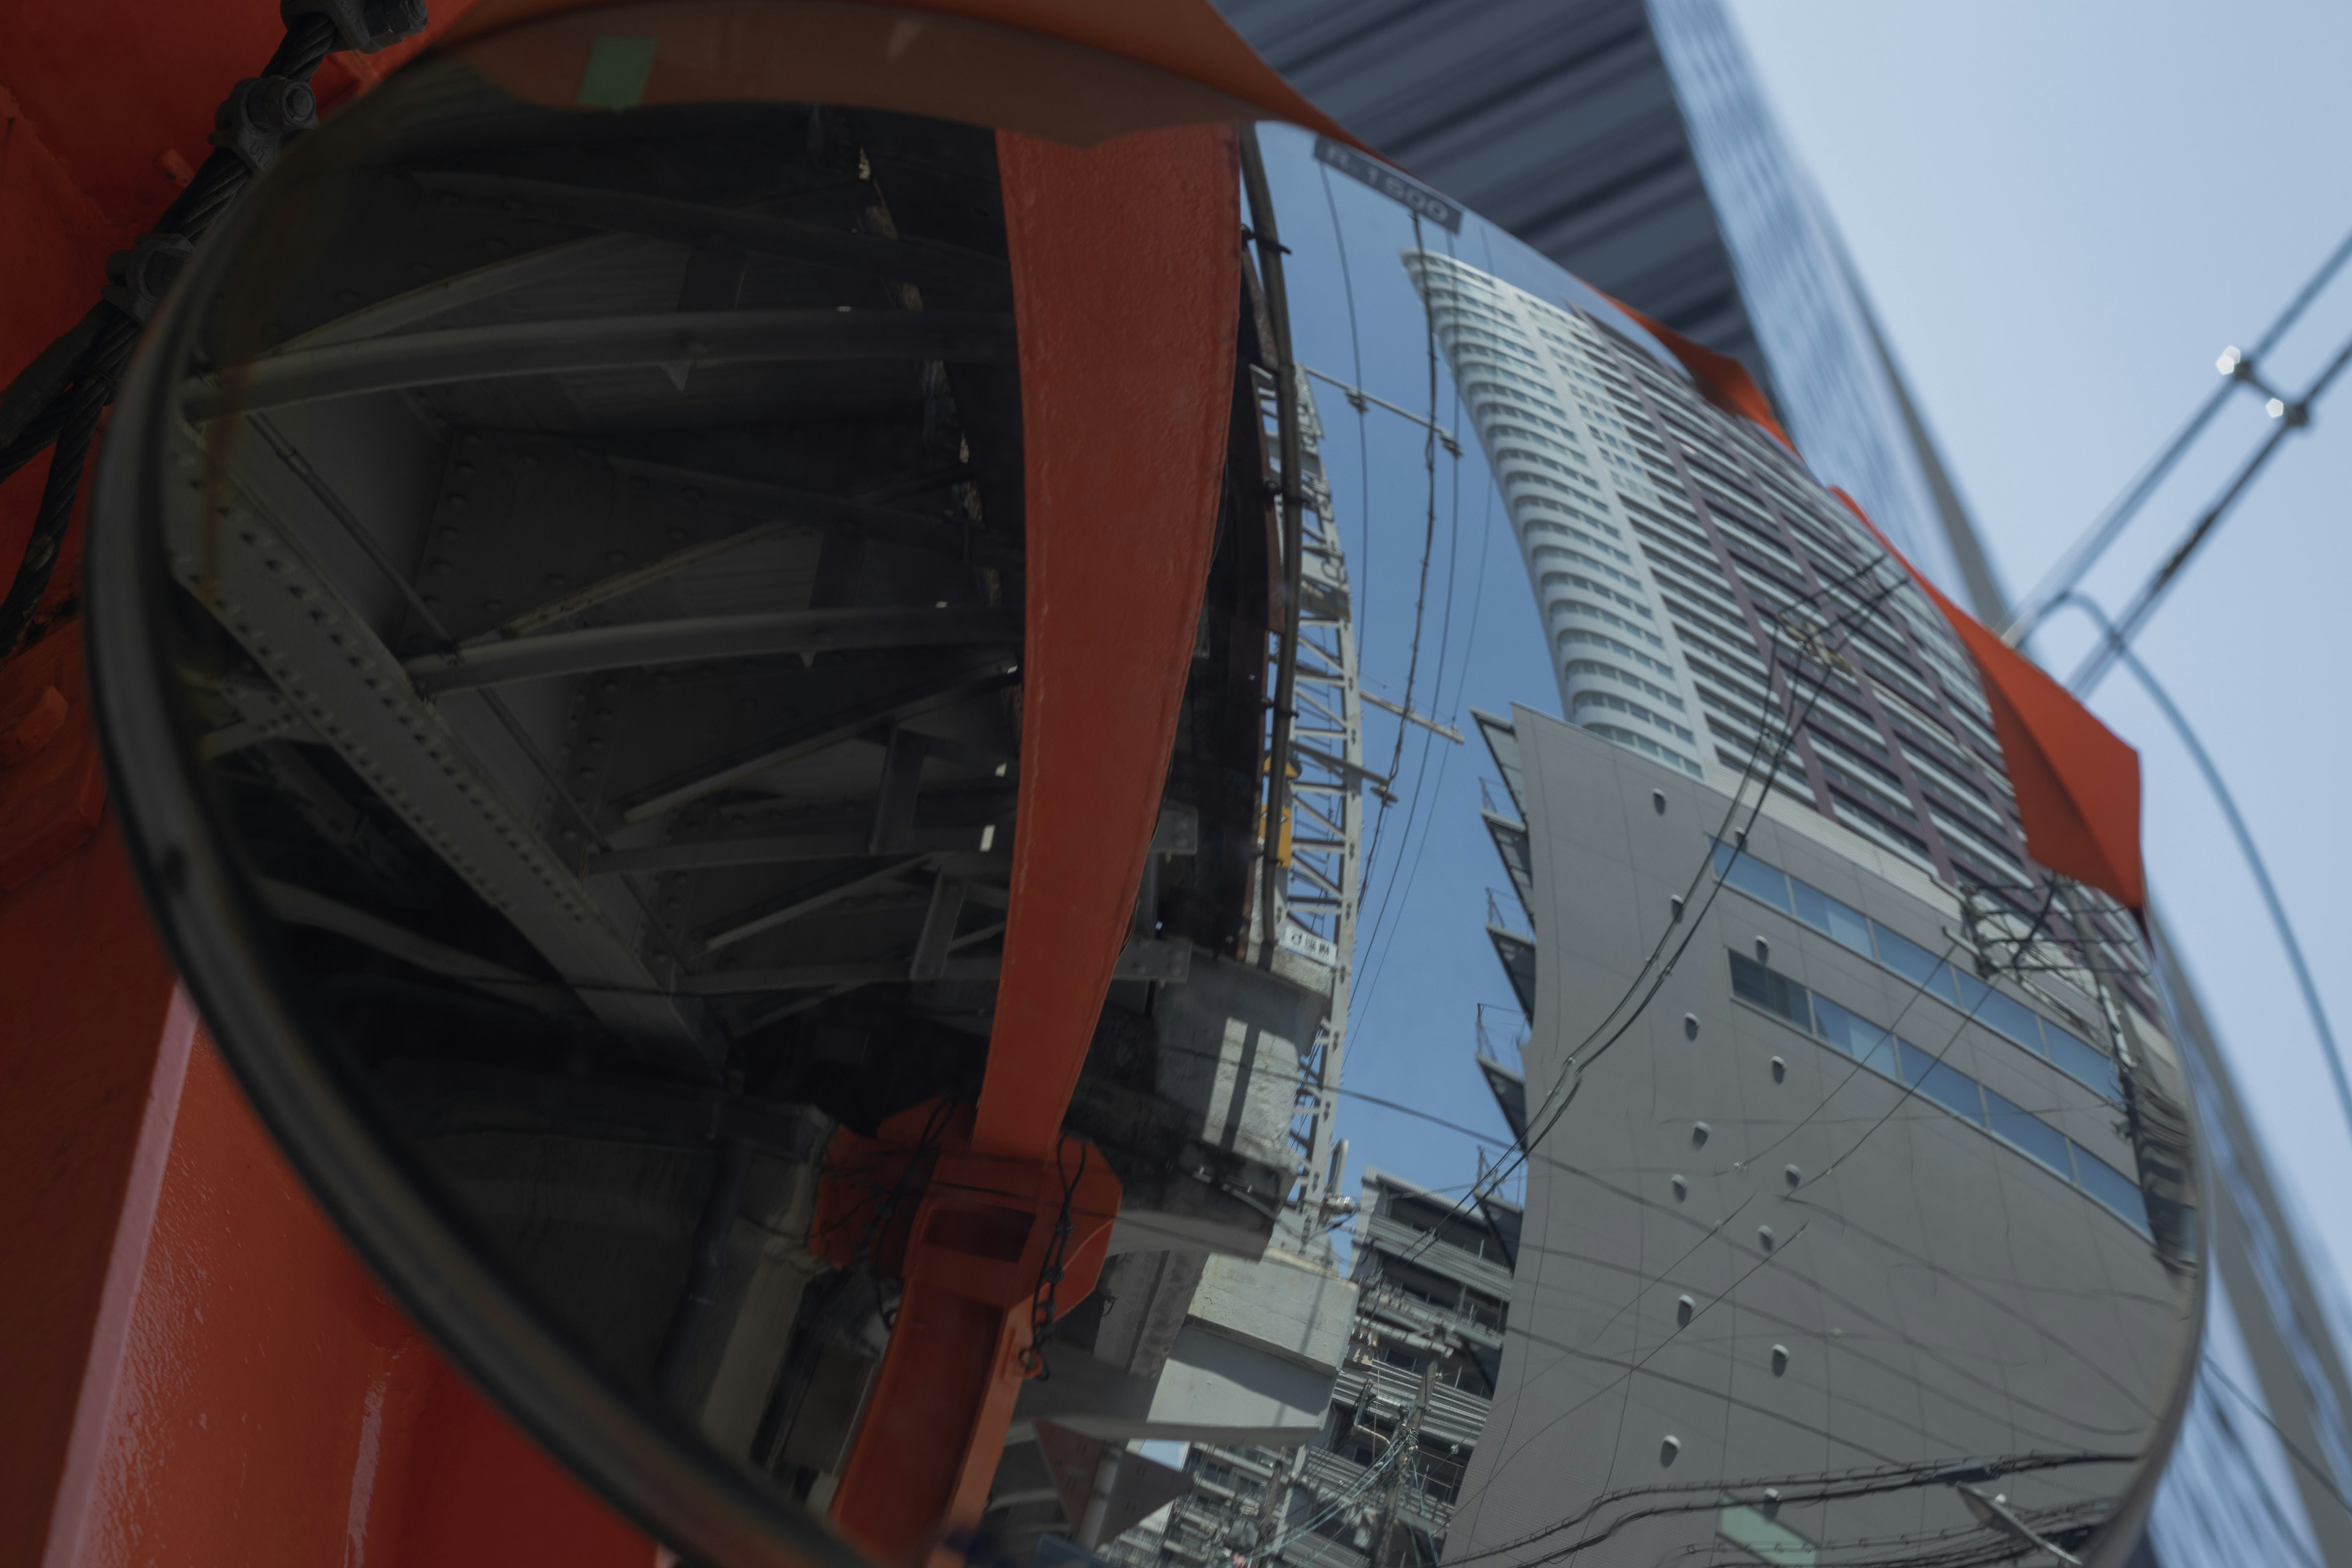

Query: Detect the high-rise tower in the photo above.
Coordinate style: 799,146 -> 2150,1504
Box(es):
1433,245 -> 2199,1566
1220,0 -> 1992,614
1411,247 -> 2058,929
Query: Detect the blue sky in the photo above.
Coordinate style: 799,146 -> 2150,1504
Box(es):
1265,0 -> 2352,1322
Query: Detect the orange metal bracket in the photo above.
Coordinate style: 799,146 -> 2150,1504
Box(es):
818,120 -> 1238,1563
974,124 -> 1240,1163
815,1104 -> 1122,1566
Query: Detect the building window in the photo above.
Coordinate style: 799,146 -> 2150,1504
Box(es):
1722,949 -> 2150,1238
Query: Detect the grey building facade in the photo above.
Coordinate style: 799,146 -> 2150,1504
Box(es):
1441,277 -> 2201,1562
1471,698 -> 2196,1565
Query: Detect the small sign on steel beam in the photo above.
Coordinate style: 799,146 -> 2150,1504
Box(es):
1313,137 -> 1463,233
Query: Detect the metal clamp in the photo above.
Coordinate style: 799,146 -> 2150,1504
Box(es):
208,76 -> 319,174
100,234 -> 197,324
281,0 -> 428,55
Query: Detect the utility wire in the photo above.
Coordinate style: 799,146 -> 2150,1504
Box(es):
1320,161 -> 1374,655
2203,1354 -> 2352,1526
1348,265 -> 1475,1037
1355,216 -> 1448,905
2044,592 -> 2352,1152
2068,326 -> 2352,696
2005,219 -> 2352,644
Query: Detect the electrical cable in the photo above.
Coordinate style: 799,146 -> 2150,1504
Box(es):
1319,160 -> 1374,655
1354,215 -> 1448,909
1252,1408 -> 1417,1563
2004,217 -> 2352,644
2200,1355 -> 2352,1526
0,11 -> 351,665
1362,584 -> 1926,1528
1346,264 -> 1473,1036
2043,591 -> 2352,1155
1439,1447 -> 2130,1568
2067,325 -> 2352,696
1390,635 -> 1840,1277
1354,385 -> 1501,1046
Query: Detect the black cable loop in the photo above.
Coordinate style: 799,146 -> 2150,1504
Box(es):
1017,1139 -> 1087,1380
0,9 -> 356,663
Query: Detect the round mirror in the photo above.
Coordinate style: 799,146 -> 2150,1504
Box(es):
85,8 -> 2201,1567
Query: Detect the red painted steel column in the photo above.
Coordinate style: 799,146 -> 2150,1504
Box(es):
0,818 -> 181,1564
35,1021 -> 662,1568
822,121 -> 1239,1564
818,1107 -> 1123,1567
6,6 -> 655,1562
973,124 -> 1241,1163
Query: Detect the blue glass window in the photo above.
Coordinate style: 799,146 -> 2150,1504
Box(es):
1812,995 -> 1895,1076
1703,840 -> 2114,1109
1724,948 -> 2148,1235
1872,923 -> 1958,1006
1788,878 -> 1872,957
1712,840 -> 1791,913
1730,952 -> 1811,1031
2072,1144 -> 2152,1238
1898,1040 -> 1987,1126
2045,1025 -> 2125,1106
1983,1087 -> 2073,1180
1960,973 -> 2045,1054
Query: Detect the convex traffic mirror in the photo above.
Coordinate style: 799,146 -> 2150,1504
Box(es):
88,6 -> 2201,1567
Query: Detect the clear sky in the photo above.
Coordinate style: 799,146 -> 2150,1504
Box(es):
1720,0 -> 2352,1316
1265,1 -> 2352,1329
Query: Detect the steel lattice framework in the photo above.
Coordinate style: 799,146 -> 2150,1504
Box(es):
1253,364 -> 1364,1218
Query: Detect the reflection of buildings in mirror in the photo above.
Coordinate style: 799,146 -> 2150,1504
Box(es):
1225,2 -> 2352,1559
1123,1170 -> 1518,1568
1444,286 -> 2199,1562
1221,0 -> 1974,612
131,83 -> 1396,1556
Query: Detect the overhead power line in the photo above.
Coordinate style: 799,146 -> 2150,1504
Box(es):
2067,327 -> 2352,696
2046,592 -> 2352,1152
2005,219 -> 2352,645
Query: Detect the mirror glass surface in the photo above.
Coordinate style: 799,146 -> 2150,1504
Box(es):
89,12 -> 2199,1567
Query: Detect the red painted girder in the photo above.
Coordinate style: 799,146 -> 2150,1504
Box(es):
973,123 -> 1242,1164
815,1104 -> 1123,1567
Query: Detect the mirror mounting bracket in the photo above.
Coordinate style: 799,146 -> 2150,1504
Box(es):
812,1100 -> 1121,1565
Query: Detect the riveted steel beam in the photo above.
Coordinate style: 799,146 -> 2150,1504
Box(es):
491,462 -> 980,640
260,878 -> 582,1015
155,432 -> 711,1058
616,660 -> 1017,824
605,457 -> 1019,568
698,855 -> 935,955
267,234 -> 662,356
405,606 -> 1019,695
411,172 -> 1009,294
189,309 -> 1018,417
